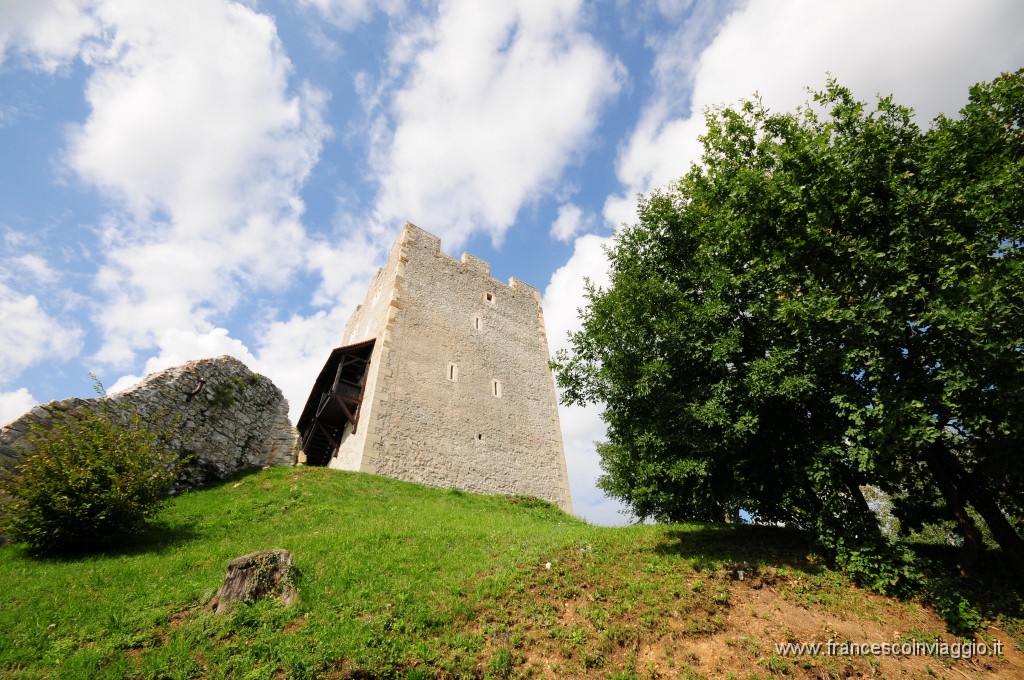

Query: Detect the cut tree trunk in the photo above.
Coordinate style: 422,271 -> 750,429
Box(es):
212,549 -> 297,613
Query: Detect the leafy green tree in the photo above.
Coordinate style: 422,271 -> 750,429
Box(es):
0,386 -> 180,554
555,70 -> 1024,579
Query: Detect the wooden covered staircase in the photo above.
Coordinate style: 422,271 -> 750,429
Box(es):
296,339 -> 375,466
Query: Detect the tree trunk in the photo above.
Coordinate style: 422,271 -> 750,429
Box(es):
964,486 -> 1024,573
837,464 -> 883,540
924,447 -> 983,578
933,446 -> 1024,574
211,549 -> 297,613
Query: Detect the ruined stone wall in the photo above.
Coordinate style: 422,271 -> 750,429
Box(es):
349,223 -> 572,512
0,356 -> 298,491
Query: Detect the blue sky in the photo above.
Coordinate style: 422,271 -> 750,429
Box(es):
2,0 -> 1022,525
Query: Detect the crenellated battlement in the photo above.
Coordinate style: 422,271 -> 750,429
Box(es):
397,222 -> 541,293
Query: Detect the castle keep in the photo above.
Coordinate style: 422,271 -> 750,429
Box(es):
297,223 -> 573,513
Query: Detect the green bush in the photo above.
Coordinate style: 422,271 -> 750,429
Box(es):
928,586 -> 984,636
0,396 -> 179,554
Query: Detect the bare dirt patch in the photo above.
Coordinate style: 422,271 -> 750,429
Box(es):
462,533 -> 1023,679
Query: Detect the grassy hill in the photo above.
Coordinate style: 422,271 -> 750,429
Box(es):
1,466 -> 1021,679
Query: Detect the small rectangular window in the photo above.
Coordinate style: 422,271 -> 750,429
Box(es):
491,379 -> 502,397
485,292 -> 494,303
447,363 -> 458,382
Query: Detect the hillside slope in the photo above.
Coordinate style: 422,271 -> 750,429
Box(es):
0,466 -> 1020,678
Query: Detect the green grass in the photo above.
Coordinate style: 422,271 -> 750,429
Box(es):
0,467 -> 603,678
1,466 -> 1019,678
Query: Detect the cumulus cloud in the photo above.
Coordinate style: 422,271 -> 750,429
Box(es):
251,305 -> 359,421
542,233 -> 631,524
604,0 -> 1024,227
559,401 -> 633,525
549,203 -> 591,242
0,0 -> 97,71
543,233 -> 610,356
106,327 -> 258,395
0,282 -> 83,384
107,297 -> 363,422
0,238 -> 84,388
692,1 -> 1024,124
0,387 -> 36,427
62,0 -> 330,366
296,0 -> 405,30
304,227 -> 392,307
92,214 -> 313,366
372,0 -> 624,248
69,2 -> 326,227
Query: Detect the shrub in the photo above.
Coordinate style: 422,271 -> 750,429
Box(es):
928,586 -> 984,636
0,392 -> 179,554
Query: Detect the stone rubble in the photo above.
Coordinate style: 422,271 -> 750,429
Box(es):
0,356 -> 298,492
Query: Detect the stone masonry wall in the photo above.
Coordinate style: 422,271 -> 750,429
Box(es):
336,223 -> 573,512
326,233 -> 405,471
0,356 -> 298,492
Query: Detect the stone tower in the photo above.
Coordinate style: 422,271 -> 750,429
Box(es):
297,223 -> 573,513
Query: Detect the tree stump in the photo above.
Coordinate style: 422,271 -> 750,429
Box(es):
212,549 -> 297,613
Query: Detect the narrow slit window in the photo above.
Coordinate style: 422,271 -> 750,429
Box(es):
474,316 -> 482,330
491,379 -> 502,397
447,362 -> 458,382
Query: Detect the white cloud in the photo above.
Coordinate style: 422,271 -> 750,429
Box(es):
602,100 -> 704,227
549,202 -> 590,242
544,233 -> 627,524
1,244 -> 61,287
92,213 -> 317,366
605,0 -> 1024,227
12,254 -> 59,284
372,0 -> 624,248
543,233 -> 611,356
60,0 -> 330,366
104,306 -> 359,425
0,387 -> 36,427
106,326 -> 258,395
559,401 -> 633,526
296,0 -> 405,30
0,282 -> 83,384
251,305 -> 358,422
304,227 -> 393,307
692,1 -> 1024,124
69,2 -> 326,228
0,0 -> 97,71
